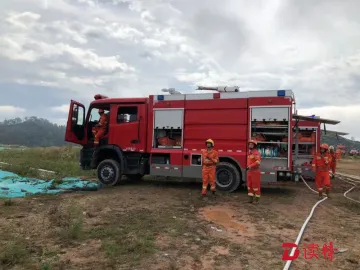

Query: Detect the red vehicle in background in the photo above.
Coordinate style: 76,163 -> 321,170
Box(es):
65,87 -> 341,192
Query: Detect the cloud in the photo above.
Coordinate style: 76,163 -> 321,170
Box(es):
0,106 -> 26,114
0,105 -> 26,120
0,0 -> 360,138
51,104 -> 69,113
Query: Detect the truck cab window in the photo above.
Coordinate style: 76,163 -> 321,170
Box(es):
117,107 -> 138,123
72,104 -> 84,126
89,108 -> 100,123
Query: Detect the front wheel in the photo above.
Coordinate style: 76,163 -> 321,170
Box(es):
97,159 -> 121,186
216,162 -> 241,192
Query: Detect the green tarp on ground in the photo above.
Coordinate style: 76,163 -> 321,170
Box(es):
0,170 -> 100,198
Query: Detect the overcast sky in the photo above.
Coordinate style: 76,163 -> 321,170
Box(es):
0,0 -> 359,140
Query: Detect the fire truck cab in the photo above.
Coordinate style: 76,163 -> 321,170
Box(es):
65,88 -> 341,192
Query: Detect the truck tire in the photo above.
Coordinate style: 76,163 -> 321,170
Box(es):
96,159 -> 121,186
216,162 -> 241,192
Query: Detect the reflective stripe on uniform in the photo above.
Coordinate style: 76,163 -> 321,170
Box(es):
253,188 -> 258,191
248,193 -> 254,196
202,186 -> 207,189
255,194 -> 260,198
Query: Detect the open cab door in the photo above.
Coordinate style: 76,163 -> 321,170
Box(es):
65,100 -> 86,145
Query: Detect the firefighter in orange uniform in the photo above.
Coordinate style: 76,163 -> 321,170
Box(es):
335,148 -> 342,160
92,109 -> 108,146
246,139 -> 262,203
312,143 -> 332,199
329,146 -> 337,179
201,139 -> 219,196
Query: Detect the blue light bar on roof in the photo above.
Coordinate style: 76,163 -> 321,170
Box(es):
277,90 -> 286,97
157,95 -> 164,101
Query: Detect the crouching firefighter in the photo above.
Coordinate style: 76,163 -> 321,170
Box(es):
312,143 -> 332,199
246,139 -> 262,203
92,109 -> 108,147
201,139 -> 219,196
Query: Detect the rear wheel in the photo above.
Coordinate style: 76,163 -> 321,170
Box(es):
97,159 -> 121,186
216,162 -> 241,192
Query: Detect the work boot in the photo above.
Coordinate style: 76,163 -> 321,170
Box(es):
212,190 -> 216,196
326,189 -> 330,198
248,196 -> 254,203
253,197 -> 259,204
318,192 -> 323,200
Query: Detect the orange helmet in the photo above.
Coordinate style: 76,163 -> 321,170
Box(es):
320,143 -> 329,150
248,139 -> 257,145
205,139 -> 214,147
98,109 -> 104,113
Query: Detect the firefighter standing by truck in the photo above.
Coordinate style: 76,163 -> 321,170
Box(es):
246,139 -> 262,204
92,109 -> 108,146
329,146 -> 337,178
312,143 -> 332,199
201,139 -> 219,196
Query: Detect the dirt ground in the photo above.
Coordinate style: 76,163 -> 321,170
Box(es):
0,160 -> 359,270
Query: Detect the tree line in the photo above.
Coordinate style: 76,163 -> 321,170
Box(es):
0,117 -> 66,147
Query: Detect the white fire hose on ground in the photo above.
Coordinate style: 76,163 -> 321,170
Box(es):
283,173 -> 359,270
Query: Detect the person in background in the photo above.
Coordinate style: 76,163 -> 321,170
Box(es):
201,139 -> 219,196
329,145 -> 337,179
246,139 -> 262,204
92,109 -> 108,146
312,143 -> 332,199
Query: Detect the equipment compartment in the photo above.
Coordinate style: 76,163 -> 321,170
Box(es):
250,123 -> 289,159
153,109 -> 184,149
250,107 -> 290,160
292,127 -> 317,171
292,127 -> 316,156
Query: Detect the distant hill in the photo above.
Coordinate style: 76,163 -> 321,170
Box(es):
0,117 -> 66,147
322,133 -> 360,151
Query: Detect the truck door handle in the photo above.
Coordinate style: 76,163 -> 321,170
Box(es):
184,155 -> 189,159
131,140 -> 139,144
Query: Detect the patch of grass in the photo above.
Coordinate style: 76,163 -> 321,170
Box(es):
0,146 -> 95,179
87,208 -> 192,267
40,263 -> 52,270
48,204 -> 85,242
0,239 -> 32,267
3,198 -> 14,206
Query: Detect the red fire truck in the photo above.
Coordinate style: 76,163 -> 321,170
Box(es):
65,87 -> 341,192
